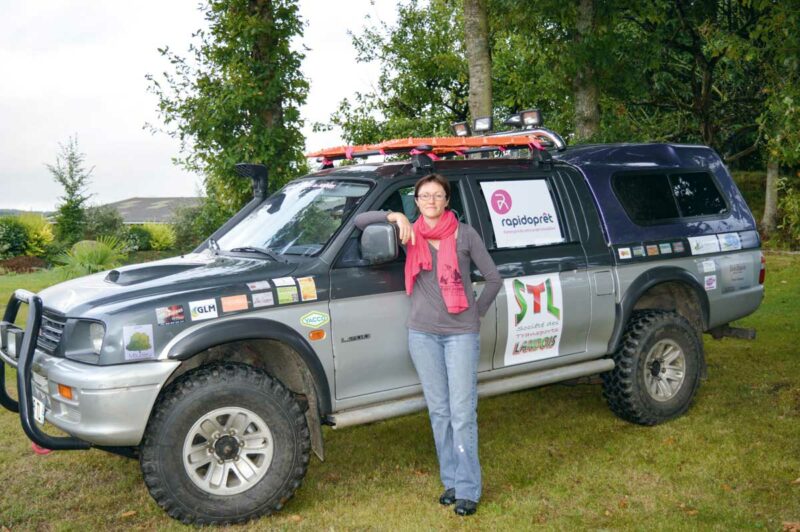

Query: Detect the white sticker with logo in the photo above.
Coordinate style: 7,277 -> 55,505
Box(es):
688,235 -> 721,255
252,291 -> 275,308
618,247 -> 632,259
704,275 -> 717,291
701,260 -> 716,273
503,274 -> 563,366
718,232 -> 742,252
247,280 -> 271,291
189,298 -> 218,321
480,180 -> 564,248
300,311 -> 330,329
123,324 -> 156,361
272,277 -> 296,287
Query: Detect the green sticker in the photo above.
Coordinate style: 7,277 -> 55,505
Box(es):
300,311 -> 330,328
276,285 -> 299,304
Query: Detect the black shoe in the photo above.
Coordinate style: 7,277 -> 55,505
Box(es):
454,499 -> 478,516
439,488 -> 456,506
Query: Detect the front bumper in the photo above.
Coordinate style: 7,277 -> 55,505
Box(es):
1,290 -> 179,448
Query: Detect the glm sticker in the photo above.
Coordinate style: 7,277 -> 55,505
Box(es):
123,325 -> 155,361
300,311 -> 330,328
189,299 -> 218,321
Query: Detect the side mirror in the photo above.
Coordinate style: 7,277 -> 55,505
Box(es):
360,223 -> 399,265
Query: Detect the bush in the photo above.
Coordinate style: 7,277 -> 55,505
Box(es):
777,179 -> 800,249
57,236 -> 127,279
0,255 -> 48,274
17,213 -> 55,258
0,216 -> 29,259
126,225 -> 152,252
142,223 -> 177,251
172,198 -> 232,254
84,206 -> 125,241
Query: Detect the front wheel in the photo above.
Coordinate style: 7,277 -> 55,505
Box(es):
140,363 -> 310,525
602,310 -> 703,425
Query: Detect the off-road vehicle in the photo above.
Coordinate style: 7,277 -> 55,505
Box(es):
1,114 -> 764,524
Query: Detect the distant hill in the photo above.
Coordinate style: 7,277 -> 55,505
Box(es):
0,209 -> 52,217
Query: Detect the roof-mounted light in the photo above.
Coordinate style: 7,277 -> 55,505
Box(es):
503,114 -> 522,128
472,116 -> 493,133
520,109 -> 542,127
451,121 -> 471,137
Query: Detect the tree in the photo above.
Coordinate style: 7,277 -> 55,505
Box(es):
755,2 -> 800,234
327,0 -> 469,144
464,0 -> 492,122
147,0 -> 308,211
573,0 -> 600,139
48,136 -> 93,245
126,332 -> 152,352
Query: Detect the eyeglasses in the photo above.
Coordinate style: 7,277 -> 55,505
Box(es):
417,193 -> 447,201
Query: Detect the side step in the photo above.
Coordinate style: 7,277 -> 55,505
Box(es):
329,358 -> 615,429
708,324 -> 757,340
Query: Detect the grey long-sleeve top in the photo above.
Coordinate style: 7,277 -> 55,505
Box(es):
354,211 -> 503,335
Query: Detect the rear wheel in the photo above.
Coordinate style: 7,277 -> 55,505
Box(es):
602,310 -> 703,425
140,363 -> 310,525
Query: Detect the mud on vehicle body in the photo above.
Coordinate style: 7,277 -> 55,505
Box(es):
1,119 -> 764,524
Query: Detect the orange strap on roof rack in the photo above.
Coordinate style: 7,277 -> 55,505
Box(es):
305,134 -> 550,160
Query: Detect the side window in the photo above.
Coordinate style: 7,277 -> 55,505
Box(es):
377,182 -> 467,223
479,179 -> 566,249
612,171 -> 728,224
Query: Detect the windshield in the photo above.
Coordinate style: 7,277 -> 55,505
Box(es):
217,179 -> 371,256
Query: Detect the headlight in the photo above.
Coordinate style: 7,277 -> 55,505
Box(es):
89,322 -> 105,354
62,320 -> 106,363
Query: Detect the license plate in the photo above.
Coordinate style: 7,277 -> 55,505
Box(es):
33,396 -> 45,425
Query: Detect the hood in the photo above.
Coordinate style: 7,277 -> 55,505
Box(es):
38,252 -> 297,316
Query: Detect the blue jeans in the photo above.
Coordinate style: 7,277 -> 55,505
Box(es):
408,329 -> 481,502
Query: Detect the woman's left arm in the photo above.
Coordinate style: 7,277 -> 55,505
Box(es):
467,227 -> 503,317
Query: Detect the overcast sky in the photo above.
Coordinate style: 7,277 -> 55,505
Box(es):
0,1 -> 396,212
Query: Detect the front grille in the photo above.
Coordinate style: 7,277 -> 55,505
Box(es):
37,312 -> 66,354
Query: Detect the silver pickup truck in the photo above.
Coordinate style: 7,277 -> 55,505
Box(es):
1,129 -> 764,524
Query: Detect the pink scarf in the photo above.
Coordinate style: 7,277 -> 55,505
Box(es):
405,210 -> 469,314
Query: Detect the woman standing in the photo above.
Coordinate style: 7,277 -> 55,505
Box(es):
355,173 -> 502,516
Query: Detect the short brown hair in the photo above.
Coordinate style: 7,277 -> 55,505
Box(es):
414,173 -> 450,201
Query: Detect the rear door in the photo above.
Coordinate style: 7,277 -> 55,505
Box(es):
465,169 -> 593,369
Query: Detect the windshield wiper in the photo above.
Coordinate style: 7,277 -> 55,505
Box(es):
228,246 -> 280,261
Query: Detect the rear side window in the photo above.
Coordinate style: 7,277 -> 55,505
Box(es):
612,171 -> 727,224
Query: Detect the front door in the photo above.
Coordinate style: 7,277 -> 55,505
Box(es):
329,178 -> 496,402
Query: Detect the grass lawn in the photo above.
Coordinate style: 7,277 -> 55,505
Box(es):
0,256 -> 798,530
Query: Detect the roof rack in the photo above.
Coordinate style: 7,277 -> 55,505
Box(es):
306,128 -> 566,169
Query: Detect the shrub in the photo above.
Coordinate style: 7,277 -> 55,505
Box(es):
0,216 -> 29,259
142,223 -> 177,251
0,255 -> 48,274
777,179 -> 800,249
126,225 -> 152,252
84,206 -> 125,241
171,198 -> 232,253
57,236 -> 127,279
17,213 -> 55,257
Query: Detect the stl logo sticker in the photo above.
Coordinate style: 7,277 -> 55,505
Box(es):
300,311 -> 330,328
189,299 -> 218,321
